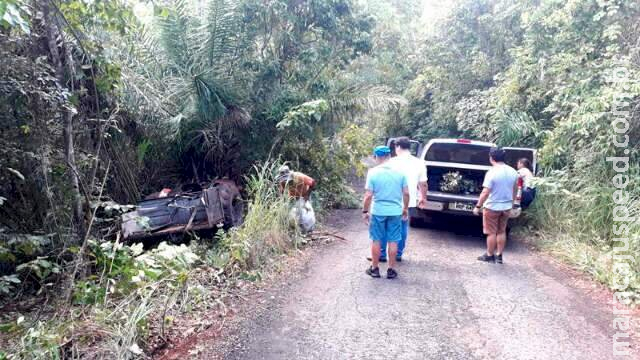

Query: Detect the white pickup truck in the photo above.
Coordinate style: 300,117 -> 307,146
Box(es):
388,138 -> 536,227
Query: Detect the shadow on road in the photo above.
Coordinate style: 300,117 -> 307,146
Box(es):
413,212 -> 525,253
418,212 -> 484,236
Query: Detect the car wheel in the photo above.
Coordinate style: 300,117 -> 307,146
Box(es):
409,215 -> 426,228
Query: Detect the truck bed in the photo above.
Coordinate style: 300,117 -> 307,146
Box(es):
427,166 -> 486,196
409,138 -> 534,223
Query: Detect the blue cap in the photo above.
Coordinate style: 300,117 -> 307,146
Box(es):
373,145 -> 391,157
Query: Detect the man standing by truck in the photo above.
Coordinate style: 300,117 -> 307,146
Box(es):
473,147 -> 518,264
382,137 -> 427,262
363,146 -> 409,279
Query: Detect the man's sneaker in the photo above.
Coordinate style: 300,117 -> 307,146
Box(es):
366,266 -> 381,278
366,256 -> 387,263
387,268 -> 398,279
477,253 -> 495,263
495,254 -> 503,264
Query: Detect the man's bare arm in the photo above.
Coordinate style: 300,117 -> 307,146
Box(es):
473,187 -> 490,216
476,187 -> 490,208
363,190 -> 373,224
403,187 -> 410,210
303,182 -> 315,201
418,181 -> 427,208
402,187 -> 410,220
363,190 -> 373,212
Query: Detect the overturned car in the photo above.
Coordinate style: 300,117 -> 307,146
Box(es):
121,180 -> 244,241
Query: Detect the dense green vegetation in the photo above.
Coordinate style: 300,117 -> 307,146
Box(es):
391,0 -> 640,295
0,0 -> 638,357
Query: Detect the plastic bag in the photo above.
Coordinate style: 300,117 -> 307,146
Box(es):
290,198 -> 316,233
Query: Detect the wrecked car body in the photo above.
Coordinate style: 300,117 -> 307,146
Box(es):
121,180 -> 243,241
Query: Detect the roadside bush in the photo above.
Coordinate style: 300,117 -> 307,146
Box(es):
7,240 -> 202,359
280,124 -> 374,210
529,163 -> 640,298
74,240 -> 201,305
0,234 -> 58,298
12,320 -> 67,360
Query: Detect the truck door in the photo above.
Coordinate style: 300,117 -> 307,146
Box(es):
503,147 -> 537,173
410,140 -> 423,157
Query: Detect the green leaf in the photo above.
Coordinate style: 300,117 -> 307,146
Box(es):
2,275 -> 20,284
6,167 -> 24,181
2,3 -> 29,34
0,2 -> 7,19
0,323 -> 15,333
2,11 -> 15,27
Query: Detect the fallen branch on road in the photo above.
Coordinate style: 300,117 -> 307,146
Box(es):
309,231 -> 347,242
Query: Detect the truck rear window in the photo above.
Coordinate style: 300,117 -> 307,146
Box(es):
389,139 -> 421,157
425,143 -> 491,166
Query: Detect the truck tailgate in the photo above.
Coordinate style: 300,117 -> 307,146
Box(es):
427,191 -> 478,203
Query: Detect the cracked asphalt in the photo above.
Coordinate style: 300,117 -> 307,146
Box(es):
209,210 -> 636,359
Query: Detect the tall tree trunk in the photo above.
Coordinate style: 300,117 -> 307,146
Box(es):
43,2 -> 85,241
63,40 -> 85,240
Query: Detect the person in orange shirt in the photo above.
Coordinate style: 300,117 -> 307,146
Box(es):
277,165 -> 316,201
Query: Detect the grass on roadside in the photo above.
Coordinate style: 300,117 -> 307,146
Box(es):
206,161 -> 301,274
522,169 -> 640,301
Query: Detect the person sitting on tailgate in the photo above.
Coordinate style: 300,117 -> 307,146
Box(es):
517,158 -> 536,209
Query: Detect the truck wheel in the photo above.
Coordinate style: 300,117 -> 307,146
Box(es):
410,209 -> 435,228
409,215 -> 425,228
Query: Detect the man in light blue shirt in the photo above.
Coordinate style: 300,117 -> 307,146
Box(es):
473,147 -> 518,264
386,137 -> 428,262
362,146 -> 409,279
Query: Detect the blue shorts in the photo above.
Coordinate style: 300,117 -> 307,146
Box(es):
369,215 -> 402,243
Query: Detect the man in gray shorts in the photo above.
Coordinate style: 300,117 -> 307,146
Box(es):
473,147 -> 518,264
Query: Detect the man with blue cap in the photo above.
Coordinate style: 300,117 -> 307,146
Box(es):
362,145 -> 409,279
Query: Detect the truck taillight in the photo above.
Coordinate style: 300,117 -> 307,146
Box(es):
514,177 -> 523,204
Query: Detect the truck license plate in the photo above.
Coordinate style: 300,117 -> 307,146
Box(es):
451,202 -> 474,212
424,201 -> 444,211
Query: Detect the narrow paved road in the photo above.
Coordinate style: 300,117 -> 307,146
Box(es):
208,210 -> 634,359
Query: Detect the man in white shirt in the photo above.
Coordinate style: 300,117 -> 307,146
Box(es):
367,137 -> 427,262
473,147 -> 518,264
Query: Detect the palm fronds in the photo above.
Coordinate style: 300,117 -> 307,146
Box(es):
119,0 -> 250,134
156,0 -> 196,72
193,75 -> 228,122
277,85 -> 406,132
198,0 -> 241,68
494,110 -> 541,147
328,85 -> 407,121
